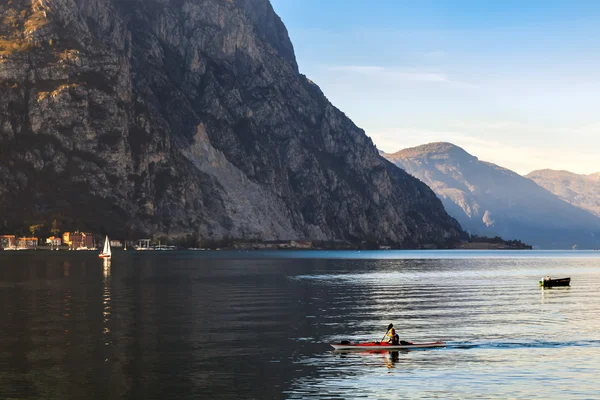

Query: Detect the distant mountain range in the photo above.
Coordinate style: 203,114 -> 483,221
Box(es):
527,170 -> 600,217
383,142 -> 600,249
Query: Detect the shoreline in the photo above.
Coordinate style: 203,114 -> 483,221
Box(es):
4,248 -> 597,253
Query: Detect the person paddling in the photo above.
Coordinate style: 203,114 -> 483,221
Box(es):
387,327 -> 400,345
382,323 -> 412,346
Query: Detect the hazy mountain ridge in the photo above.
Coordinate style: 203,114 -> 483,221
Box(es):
0,0 -> 461,246
527,169 -> 600,217
383,142 -> 600,249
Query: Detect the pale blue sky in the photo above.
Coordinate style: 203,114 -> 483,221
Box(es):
270,0 -> 600,174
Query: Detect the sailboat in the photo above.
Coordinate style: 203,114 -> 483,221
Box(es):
98,235 -> 112,259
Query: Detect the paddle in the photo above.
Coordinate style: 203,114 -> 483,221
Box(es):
380,323 -> 393,343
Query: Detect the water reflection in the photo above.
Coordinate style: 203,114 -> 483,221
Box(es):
103,259 -> 111,338
333,350 -> 404,369
0,252 -> 599,399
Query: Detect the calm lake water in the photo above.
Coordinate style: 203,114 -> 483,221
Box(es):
1,250 -> 599,399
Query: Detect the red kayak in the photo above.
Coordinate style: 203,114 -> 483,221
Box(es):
330,341 -> 446,350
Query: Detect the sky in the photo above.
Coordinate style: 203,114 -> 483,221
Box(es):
270,0 -> 600,175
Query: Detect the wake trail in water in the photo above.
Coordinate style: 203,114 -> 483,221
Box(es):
448,339 -> 600,350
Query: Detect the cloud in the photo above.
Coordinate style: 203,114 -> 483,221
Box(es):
570,122 -> 600,138
325,65 -> 387,74
325,65 -> 447,81
449,120 -> 535,131
322,65 -> 476,88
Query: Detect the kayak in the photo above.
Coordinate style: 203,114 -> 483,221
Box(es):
331,341 -> 446,350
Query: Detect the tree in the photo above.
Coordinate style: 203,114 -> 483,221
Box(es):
50,219 -> 60,236
29,224 -> 43,237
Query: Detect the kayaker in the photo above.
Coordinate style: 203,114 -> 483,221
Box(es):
387,327 -> 400,345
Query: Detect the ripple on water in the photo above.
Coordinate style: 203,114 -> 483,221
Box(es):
1,252 -> 600,399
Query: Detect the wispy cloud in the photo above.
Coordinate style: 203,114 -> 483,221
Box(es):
570,122 -> 600,138
449,120 -> 535,132
448,120 -> 600,142
324,65 -> 447,81
325,65 -> 387,74
322,65 -> 476,88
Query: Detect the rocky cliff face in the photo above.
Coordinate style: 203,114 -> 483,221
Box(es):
0,0 -> 461,246
527,169 -> 600,217
384,142 -> 600,249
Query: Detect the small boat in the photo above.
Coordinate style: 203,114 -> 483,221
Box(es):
330,341 -> 446,351
98,235 -> 112,259
154,245 -> 175,251
540,277 -> 570,288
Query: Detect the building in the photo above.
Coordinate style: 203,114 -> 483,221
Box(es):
46,236 -> 62,246
17,237 -> 38,250
70,232 -> 93,249
46,236 -> 62,247
110,240 -> 123,248
63,232 -> 72,247
291,240 -> 313,249
0,235 -> 16,249
263,240 -> 292,249
136,239 -> 152,250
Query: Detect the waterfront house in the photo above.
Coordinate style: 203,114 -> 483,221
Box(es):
0,235 -> 16,250
263,240 -> 292,249
290,240 -> 313,249
46,236 -> 62,246
70,232 -> 94,249
62,232 -> 72,247
136,239 -> 152,250
17,237 -> 38,250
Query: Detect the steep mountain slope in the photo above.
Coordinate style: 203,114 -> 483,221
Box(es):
0,0 -> 461,246
383,142 -> 600,248
527,170 -> 600,217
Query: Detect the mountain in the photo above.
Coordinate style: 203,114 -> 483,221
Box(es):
383,142 -> 600,249
527,170 -> 600,217
0,0 -> 461,246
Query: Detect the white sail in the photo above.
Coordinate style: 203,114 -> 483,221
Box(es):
103,235 -> 112,256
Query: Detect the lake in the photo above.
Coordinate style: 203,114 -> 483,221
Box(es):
1,250 -> 599,399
